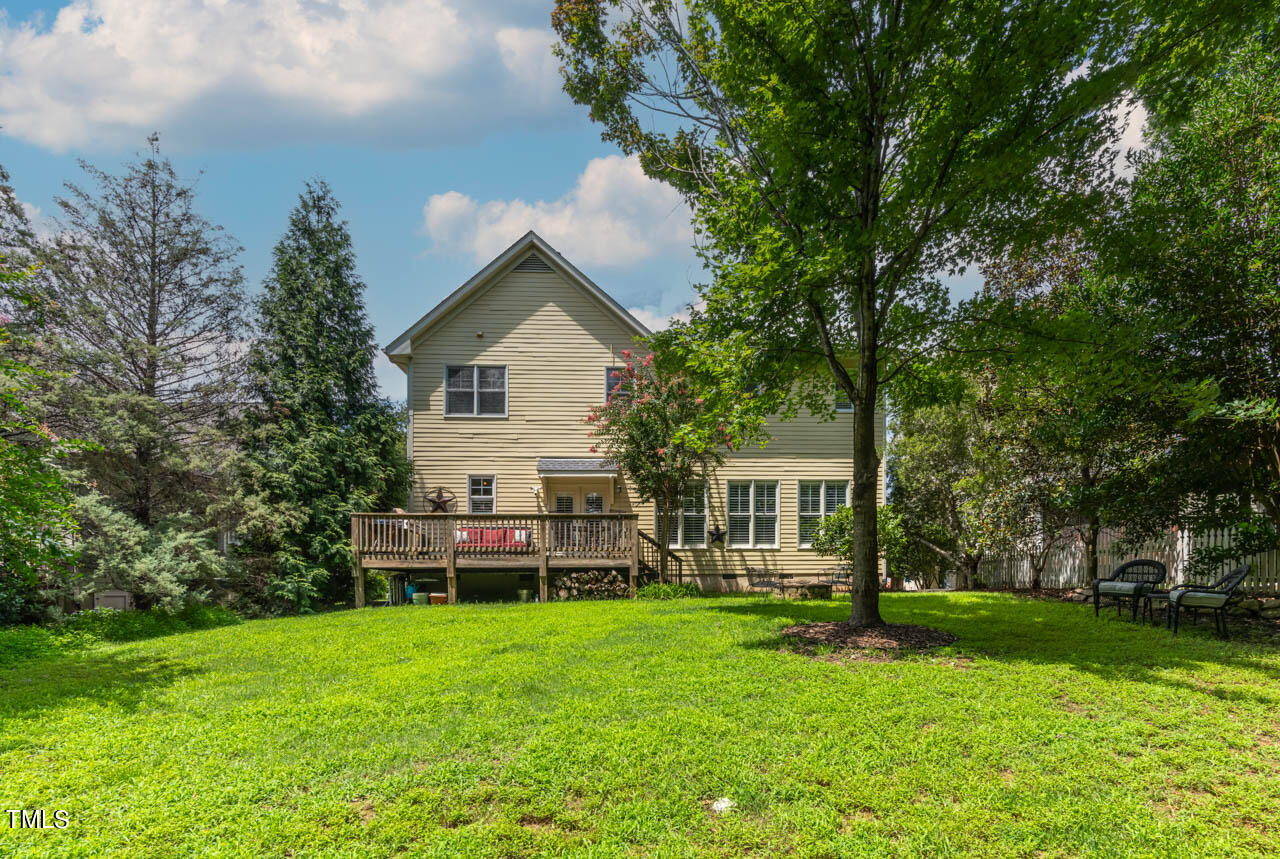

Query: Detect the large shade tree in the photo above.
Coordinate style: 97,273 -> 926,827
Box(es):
554,0 -> 1271,626
1104,43 -> 1280,553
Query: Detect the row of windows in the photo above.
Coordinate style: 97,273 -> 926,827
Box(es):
443,365 -> 627,416
465,476 -> 848,549
659,480 -> 847,549
443,363 -> 854,416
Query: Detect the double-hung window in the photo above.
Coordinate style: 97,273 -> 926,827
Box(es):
655,482 -> 706,548
605,366 -> 627,404
726,481 -> 778,548
445,365 -> 507,416
798,480 -> 849,547
468,475 -> 495,513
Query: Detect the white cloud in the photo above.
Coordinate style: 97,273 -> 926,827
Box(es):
18,201 -> 55,239
421,154 -> 694,267
0,0 -> 569,150
626,305 -> 692,332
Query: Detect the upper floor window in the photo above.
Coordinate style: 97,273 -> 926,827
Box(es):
446,365 -> 507,416
727,480 -> 778,548
605,366 -> 627,404
835,393 -> 854,413
798,480 -> 849,547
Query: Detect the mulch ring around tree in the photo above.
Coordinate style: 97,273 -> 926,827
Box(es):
781,621 -> 957,662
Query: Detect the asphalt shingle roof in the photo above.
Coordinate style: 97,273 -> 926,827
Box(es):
536,457 -> 618,474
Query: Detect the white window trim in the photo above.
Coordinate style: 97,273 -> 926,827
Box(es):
655,482 -> 708,549
797,479 -> 851,549
468,474 -> 497,513
443,364 -> 509,418
726,480 -> 779,549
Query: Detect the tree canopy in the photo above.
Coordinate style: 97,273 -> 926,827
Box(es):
554,0 -> 1276,625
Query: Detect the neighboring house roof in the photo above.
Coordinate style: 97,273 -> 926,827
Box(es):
536,457 -> 618,476
384,231 -> 651,366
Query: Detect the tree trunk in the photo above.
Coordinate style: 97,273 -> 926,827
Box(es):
952,554 -> 980,590
848,334 -> 883,627
1084,516 -> 1101,585
655,494 -> 671,584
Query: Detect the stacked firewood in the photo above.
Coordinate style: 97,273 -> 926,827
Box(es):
553,569 -> 629,600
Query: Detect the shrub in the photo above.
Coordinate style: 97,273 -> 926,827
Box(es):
58,603 -> 240,643
636,581 -> 701,600
74,492 -> 230,610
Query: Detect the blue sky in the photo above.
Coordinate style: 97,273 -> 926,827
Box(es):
0,0 -> 983,398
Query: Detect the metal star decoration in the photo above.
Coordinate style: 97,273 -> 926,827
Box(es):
424,487 -> 456,513
708,524 -> 727,545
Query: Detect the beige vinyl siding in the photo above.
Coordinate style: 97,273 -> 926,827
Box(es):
630,407 -> 887,590
407,262 -> 644,515
403,254 -> 886,590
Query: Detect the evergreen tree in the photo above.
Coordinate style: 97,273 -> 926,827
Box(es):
237,181 -> 410,609
29,136 -> 248,528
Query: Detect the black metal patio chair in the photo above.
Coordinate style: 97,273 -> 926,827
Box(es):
1093,559 -> 1167,621
818,565 -> 853,594
744,567 -> 782,597
1167,564 -> 1252,637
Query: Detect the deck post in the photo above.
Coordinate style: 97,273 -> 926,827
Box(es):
538,518 -> 549,603
446,516 -> 457,604
351,516 -> 366,609
628,517 -> 639,598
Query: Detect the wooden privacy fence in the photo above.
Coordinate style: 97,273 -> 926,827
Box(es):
979,526 -> 1280,594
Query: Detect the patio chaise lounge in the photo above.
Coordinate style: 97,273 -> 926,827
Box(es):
1093,559 -> 1167,621
1166,564 -> 1251,637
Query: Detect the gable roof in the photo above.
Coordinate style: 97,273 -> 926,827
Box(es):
384,231 -> 651,365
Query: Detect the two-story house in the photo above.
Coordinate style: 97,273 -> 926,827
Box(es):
351,231 -> 884,604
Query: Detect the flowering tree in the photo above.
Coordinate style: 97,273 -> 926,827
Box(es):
586,350 -> 759,582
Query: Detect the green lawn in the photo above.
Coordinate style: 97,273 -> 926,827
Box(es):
2,594 -> 1278,858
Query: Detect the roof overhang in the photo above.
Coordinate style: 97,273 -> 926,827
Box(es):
536,457 -> 619,478
384,231 -> 651,368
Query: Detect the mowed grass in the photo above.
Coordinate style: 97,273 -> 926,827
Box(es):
2,594 -> 1279,858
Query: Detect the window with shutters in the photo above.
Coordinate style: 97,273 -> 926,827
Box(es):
726,480 -> 778,548
798,480 -> 849,547
468,475 -> 495,513
654,482 -> 706,548
445,365 -> 507,416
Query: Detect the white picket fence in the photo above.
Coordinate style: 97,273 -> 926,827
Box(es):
979,526 -> 1280,595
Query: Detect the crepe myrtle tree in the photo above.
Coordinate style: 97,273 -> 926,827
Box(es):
586,349 -> 761,582
554,0 -> 1272,628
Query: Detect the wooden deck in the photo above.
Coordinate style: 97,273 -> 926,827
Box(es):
351,513 -> 678,606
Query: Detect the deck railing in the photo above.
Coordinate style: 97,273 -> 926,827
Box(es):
352,513 -> 641,561
351,513 -> 644,606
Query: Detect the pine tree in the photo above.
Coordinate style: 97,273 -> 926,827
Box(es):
30,136 -> 248,528
238,181 -> 409,609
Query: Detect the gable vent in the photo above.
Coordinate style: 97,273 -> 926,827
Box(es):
513,253 -> 554,273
